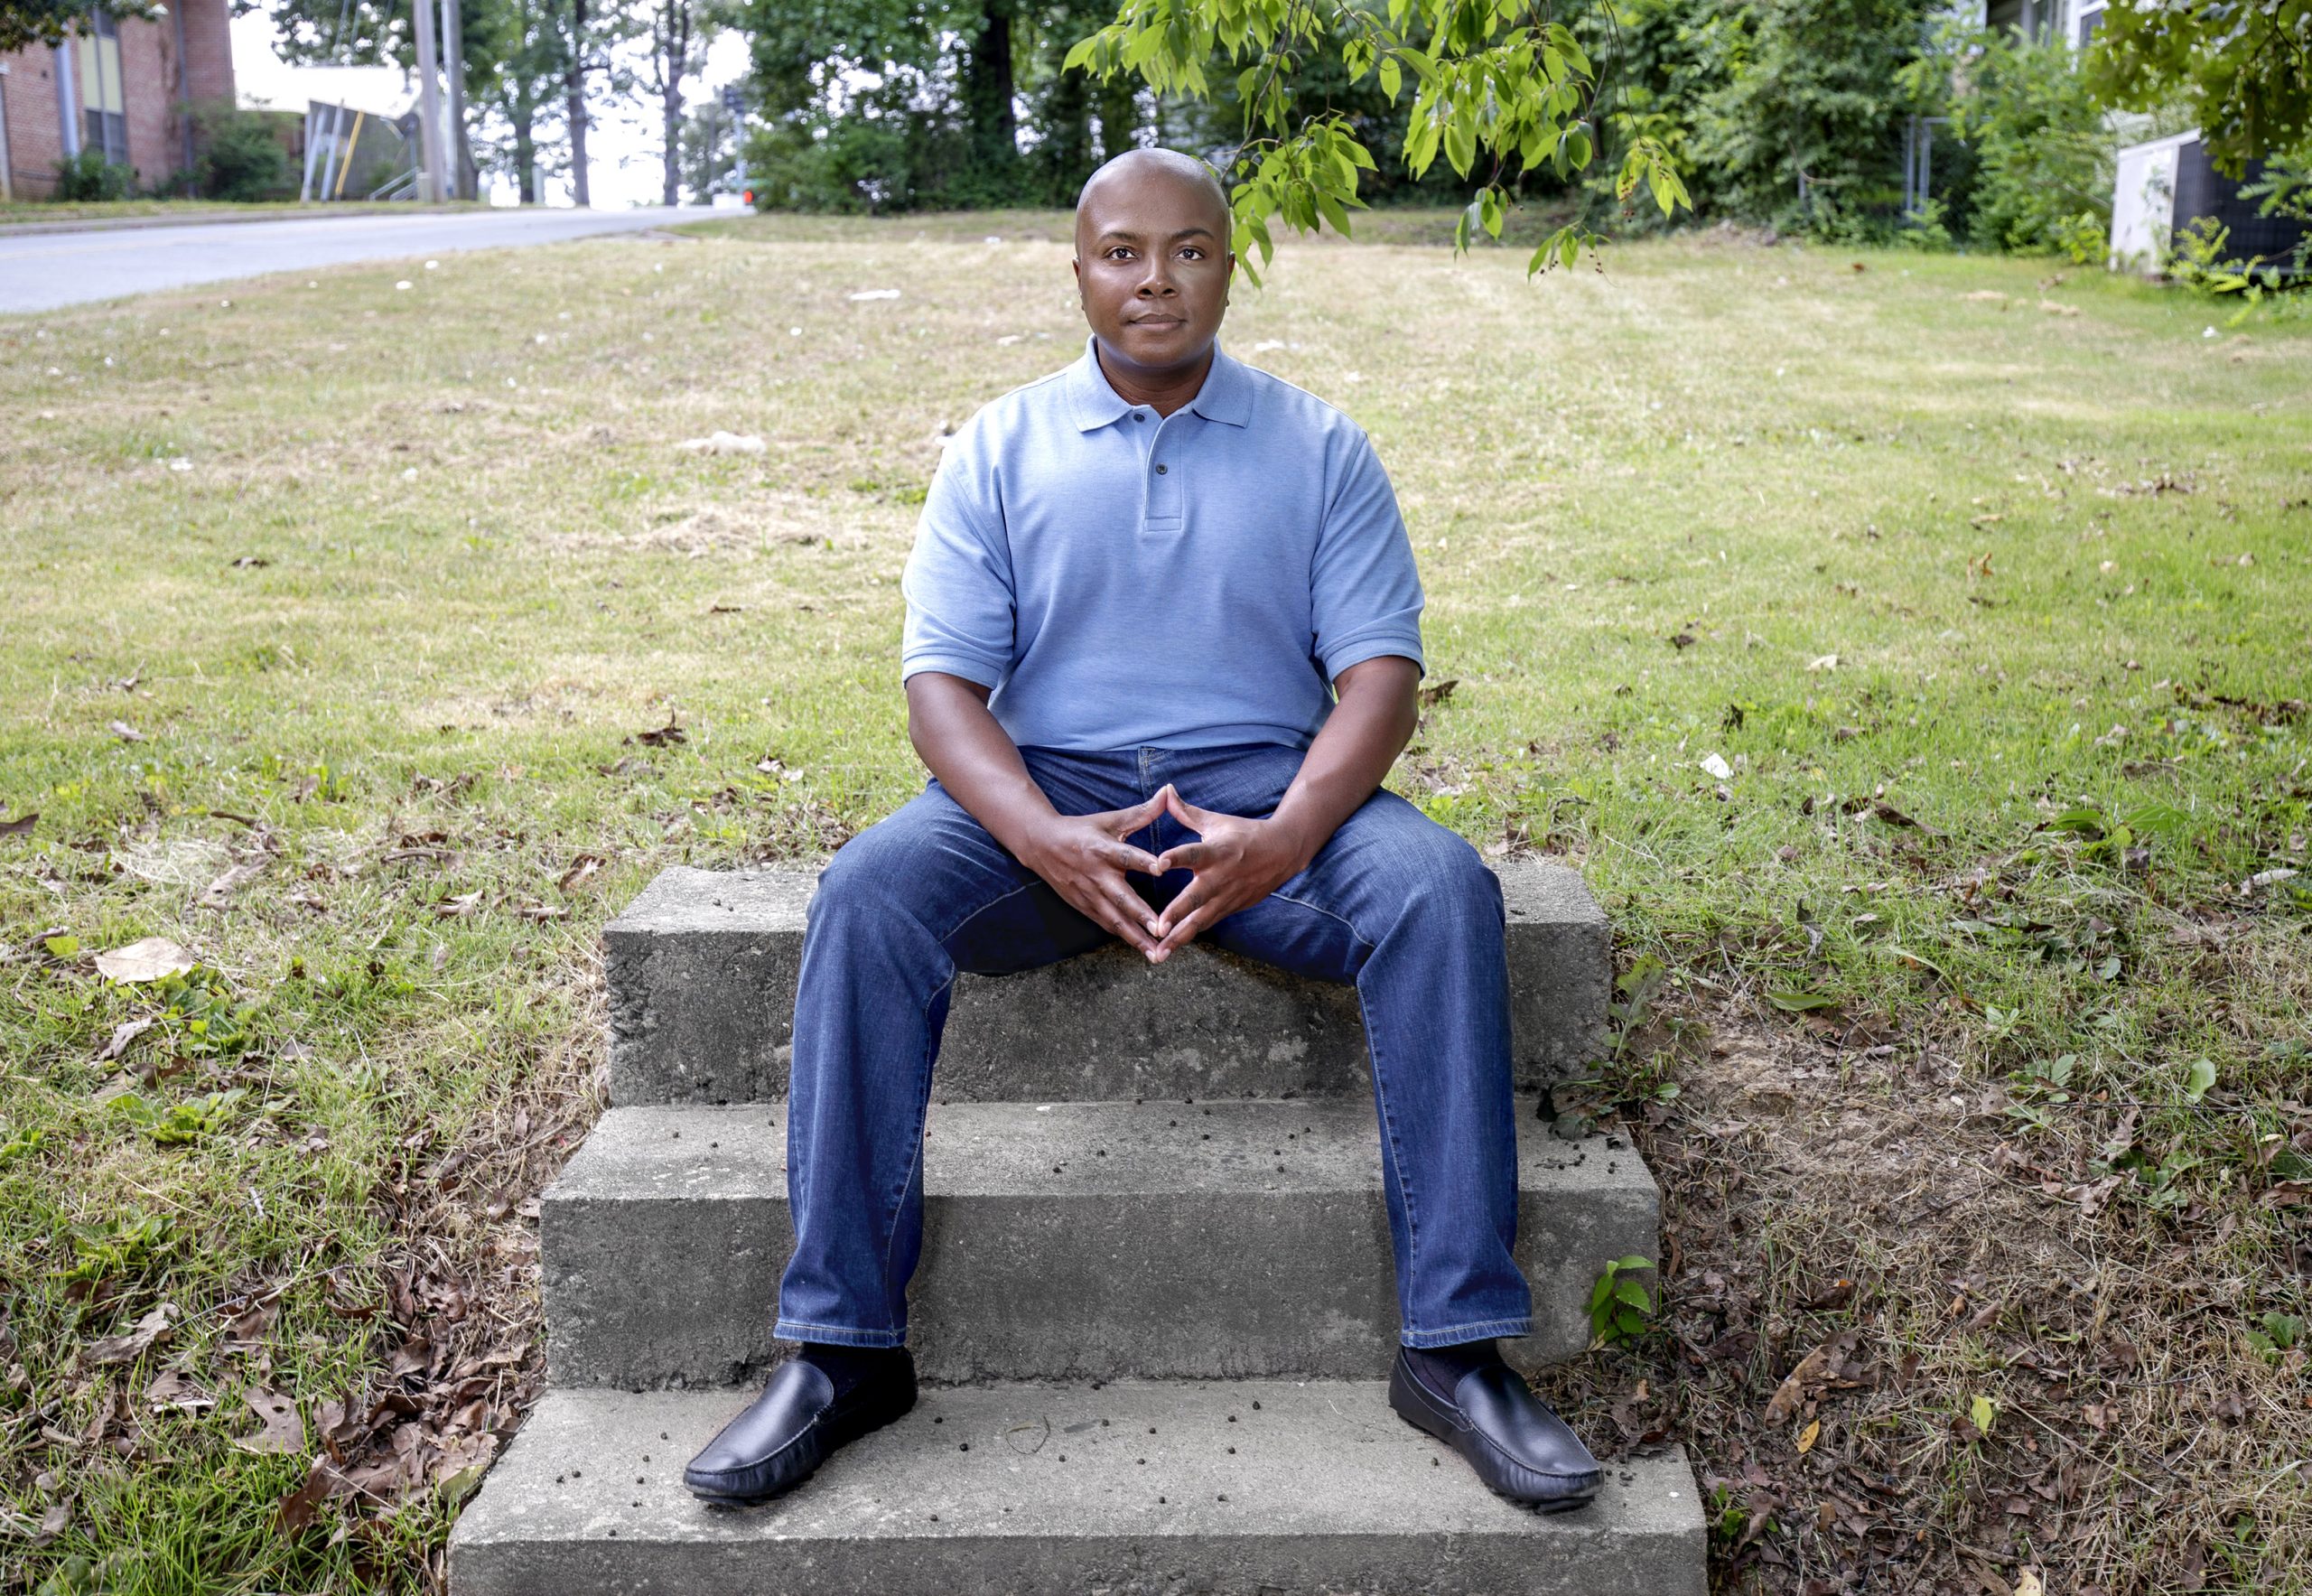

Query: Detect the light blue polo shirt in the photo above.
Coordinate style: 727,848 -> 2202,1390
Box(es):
900,335 -> 1425,751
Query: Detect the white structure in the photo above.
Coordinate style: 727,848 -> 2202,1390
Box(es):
2108,129 -> 2195,274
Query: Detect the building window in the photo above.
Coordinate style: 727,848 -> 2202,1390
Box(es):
2075,2 -> 2105,47
78,10 -> 127,165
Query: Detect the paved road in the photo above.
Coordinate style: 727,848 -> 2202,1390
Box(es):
0,206 -> 695,313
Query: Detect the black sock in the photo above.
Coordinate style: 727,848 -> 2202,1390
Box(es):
796,1340 -> 909,1400
1403,1336 -> 1506,1398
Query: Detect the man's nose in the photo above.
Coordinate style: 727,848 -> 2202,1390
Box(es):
1136,256 -> 1178,294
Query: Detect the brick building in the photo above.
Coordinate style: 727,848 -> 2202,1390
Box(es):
0,0 -> 236,201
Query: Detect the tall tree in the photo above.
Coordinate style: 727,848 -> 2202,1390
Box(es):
962,0 -> 1021,185
643,0 -> 721,207
1018,0 -> 1096,197
564,0 -> 595,204
542,0 -> 643,205
676,97 -> 741,198
467,0 -> 573,201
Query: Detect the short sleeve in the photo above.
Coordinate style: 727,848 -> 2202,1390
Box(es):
900,429 -> 1016,688
1310,431 -> 1425,681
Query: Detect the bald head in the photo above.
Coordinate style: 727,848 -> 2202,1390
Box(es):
1071,146 -> 1236,388
1075,148 -> 1231,248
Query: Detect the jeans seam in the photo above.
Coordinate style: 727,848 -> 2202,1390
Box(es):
1268,887 -> 1377,952
1402,1315 -> 1537,1346
1271,887 -> 1412,1308
931,880 -> 1039,948
767,1313 -> 892,1332
1355,972 -> 1423,1311
873,966 -> 952,1330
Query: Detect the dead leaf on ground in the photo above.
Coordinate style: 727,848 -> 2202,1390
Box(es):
558,854 -> 605,891
434,892 -> 483,919
433,1432 -> 499,1502
635,717 -> 686,747
108,719 -> 144,742
276,1456 -> 341,1532
221,1295 -> 282,1356
93,938 -> 195,983
233,1386 -> 305,1454
0,811 -> 36,837
1763,1339 -> 1837,1425
86,1303 -> 177,1367
196,840 -> 277,908
33,1499 -> 72,1549
144,1369 -> 216,1414
1869,800 -> 1941,835
1418,678 -> 1459,708
93,1015 -> 156,1062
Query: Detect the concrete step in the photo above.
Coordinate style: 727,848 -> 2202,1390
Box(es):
543,1097 -> 1656,1389
449,1380 -> 1706,1596
605,862 -> 1608,1106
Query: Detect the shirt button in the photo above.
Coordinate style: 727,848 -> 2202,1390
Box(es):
1155,463 -> 1169,474
1133,412 -> 1147,423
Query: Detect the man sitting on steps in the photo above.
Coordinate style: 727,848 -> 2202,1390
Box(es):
682,146 -> 1606,1513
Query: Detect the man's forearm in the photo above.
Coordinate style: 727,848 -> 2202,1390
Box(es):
904,672 -> 1063,860
1266,655 -> 1422,872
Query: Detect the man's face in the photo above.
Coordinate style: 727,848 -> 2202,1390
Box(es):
1072,172 -> 1235,375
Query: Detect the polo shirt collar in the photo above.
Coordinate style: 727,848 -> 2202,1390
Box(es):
1066,335 -> 1254,432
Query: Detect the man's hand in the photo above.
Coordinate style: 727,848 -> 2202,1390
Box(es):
1144,786 -> 1316,962
1016,789 -> 1170,957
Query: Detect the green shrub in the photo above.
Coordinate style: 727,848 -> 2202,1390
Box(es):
190,98 -> 294,201
1684,0 -> 1936,238
1899,22 -> 2113,257
54,147 -> 131,201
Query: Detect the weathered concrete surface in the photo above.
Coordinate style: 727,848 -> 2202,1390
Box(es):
543,1098 -> 1656,1388
606,862 -> 1610,1106
449,1381 -> 1706,1596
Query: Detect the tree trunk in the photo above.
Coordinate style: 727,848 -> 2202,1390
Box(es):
513,98 -> 537,203
965,0 -> 1018,181
659,0 -> 689,207
1040,51 -> 1091,199
565,0 -> 592,207
1097,76 -> 1138,162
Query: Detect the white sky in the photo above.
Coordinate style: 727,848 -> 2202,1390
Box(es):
230,5 -> 752,207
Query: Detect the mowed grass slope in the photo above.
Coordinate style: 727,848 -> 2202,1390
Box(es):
2,219 -> 2307,1592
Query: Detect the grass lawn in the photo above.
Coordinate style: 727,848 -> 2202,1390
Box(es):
3,213 -> 2308,1594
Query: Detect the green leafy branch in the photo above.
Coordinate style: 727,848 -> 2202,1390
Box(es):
1064,0 -> 1691,282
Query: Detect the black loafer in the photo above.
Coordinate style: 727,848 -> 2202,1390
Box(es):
1388,1348 -> 1604,1511
683,1351 -> 917,1504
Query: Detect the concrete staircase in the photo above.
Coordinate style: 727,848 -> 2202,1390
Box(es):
450,862 -> 1707,1594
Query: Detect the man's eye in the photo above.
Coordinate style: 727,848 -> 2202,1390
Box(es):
1179,247 -> 1204,260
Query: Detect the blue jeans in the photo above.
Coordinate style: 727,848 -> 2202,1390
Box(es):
773,742 -> 1536,1351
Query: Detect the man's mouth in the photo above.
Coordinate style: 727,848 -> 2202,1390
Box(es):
1130,315 -> 1186,329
